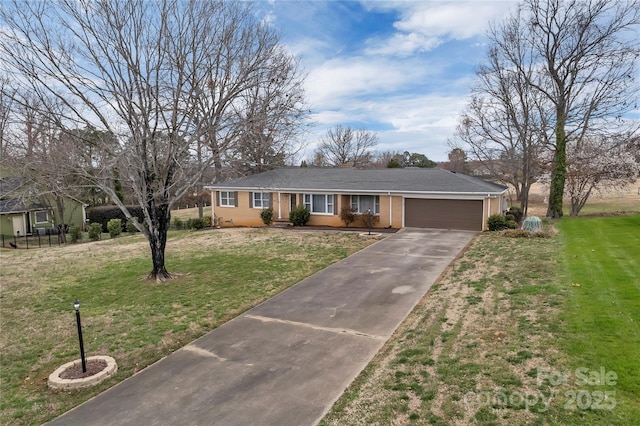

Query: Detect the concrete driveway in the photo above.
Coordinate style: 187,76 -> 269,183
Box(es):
48,228 -> 475,426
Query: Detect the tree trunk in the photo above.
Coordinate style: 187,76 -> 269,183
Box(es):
147,203 -> 171,282
55,194 -> 67,244
546,113 -> 566,218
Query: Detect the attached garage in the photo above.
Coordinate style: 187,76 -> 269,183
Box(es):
404,198 -> 483,231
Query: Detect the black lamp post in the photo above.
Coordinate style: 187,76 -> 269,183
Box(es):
74,300 -> 87,373
367,209 -> 372,235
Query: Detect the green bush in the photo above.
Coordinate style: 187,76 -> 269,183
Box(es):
260,208 -> 274,226
506,219 -> 518,229
192,218 -> 205,230
173,217 -> 184,230
107,218 -> 122,238
488,214 -> 510,231
289,205 -> 310,226
185,218 -> 194,229
88,222 -> 102,241
69,225 -> 83,243
87,205 -> 145,232
202,215 -> 212,228
126,218 -> 139,234
508,206 -> 524,224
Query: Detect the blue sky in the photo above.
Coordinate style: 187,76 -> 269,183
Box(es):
255,0 -> 517,161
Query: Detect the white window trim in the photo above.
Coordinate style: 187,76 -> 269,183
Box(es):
34,210 -> 49,224
219,191 -> 235,207
253,192 -> 270,209
303,193 -> 334,215
351,195 -> 380,215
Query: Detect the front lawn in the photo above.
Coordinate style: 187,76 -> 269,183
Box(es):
322,214 -> 639,425
555,215 -> 640,425
0,228 -> 376,425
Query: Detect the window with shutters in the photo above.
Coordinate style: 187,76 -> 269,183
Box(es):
253,192 -> 270,209
219,191 -> 236,207
303,194 -> 334,214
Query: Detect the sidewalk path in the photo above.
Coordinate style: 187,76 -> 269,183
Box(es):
48,228 -> 475,426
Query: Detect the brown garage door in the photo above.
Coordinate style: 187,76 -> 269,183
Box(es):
405,199 -> 483,230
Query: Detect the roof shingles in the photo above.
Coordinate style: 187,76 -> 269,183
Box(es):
207,168 -> 507,194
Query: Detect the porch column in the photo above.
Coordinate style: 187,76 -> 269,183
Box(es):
277,192 -> 282,219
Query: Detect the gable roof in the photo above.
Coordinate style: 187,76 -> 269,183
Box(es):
0,177 -> 49,214
206,167 -> 508,195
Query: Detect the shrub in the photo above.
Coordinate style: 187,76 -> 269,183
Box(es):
488,214 -> 509,231
69,225 -> 83,243
173,217 -> 184,230
289,205 -> 310,226
107,218 -> 122,238
88,222 -> 102,241
356,212 -> 380,228
260,208 -> 274,226
508,206 -> 524,224
185,218 -> 194,229
339,206 -> 357,227
202,215 -> 212,228
87,205 -> 145,232
192,218 -> 205,230
126,218 -> 139,234
506,219 -> 518,229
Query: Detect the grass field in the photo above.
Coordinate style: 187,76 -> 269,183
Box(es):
322,214 -> 639,425
0,228 -> 376,425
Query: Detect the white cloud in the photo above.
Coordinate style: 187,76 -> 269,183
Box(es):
394,2 -> 510,40
305,57 -> 429,109
363,1 -> 514,56
365,32 -> 442,57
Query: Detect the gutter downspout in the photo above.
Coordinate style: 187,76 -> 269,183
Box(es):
388,192 -> 392,228
210,191 -> 215,225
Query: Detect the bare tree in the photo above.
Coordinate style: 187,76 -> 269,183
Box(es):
543,134 -> 639,216
229,54 -> 308,176
0,76 -> 16,162
0,0 -> 306,281
315,125 -> 378,167
446,148 -> 467,173
455,17 -> 550,216
504,0 -> 640,218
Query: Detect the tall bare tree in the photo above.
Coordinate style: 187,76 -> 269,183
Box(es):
315,125 -> 378,167
0,76 -> 16,162
0,0 -> 306,281
455,15 -> 550,216
505,0 -> 640,218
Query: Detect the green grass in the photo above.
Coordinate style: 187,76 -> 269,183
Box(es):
322,214 -> 640,425
554,215 -> 640,425
0,228 -> 375,425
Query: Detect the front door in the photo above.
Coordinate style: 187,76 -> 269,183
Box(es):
12,215 -> 26,236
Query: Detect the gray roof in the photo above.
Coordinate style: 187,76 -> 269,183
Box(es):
0,177 -> 49,214
206,167 -> 508,194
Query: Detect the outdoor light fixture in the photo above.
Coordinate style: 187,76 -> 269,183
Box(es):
73,300 -> 87,373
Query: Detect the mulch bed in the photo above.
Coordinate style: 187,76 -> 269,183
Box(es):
59,359 -> 107,379
279,225 -> 399,233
